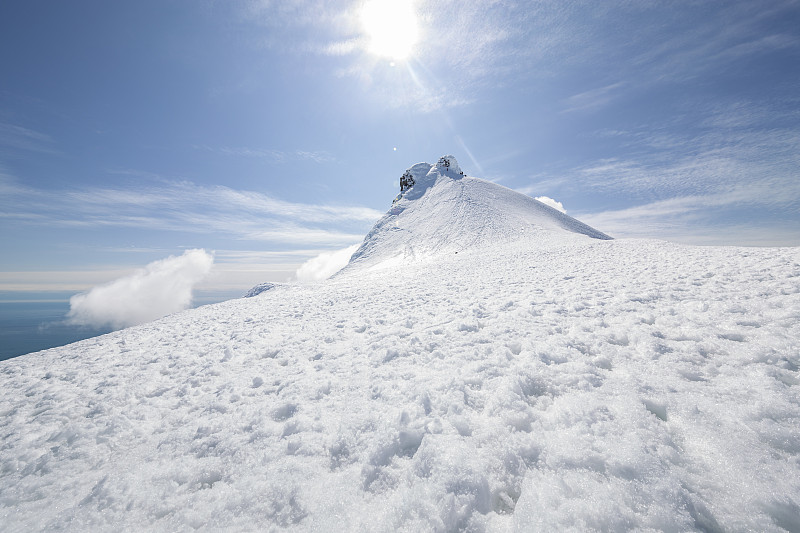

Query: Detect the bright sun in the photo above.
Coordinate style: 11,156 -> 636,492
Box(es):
361,0 -> 419,60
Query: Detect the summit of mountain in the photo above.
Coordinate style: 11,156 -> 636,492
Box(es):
343,155 -> 611,273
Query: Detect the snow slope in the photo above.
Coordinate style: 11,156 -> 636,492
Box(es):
345,156 -> 610,273
1,159 -> 800,532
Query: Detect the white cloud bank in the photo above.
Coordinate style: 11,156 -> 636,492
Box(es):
535,196 -> 567,214
295,244 -> 360,282
67,249 -> 214,330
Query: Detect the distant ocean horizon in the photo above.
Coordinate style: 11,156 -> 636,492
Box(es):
0,290 -> 242,362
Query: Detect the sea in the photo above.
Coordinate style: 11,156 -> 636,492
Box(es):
0,291 -> 241,362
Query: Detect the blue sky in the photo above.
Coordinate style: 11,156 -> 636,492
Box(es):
1,0 -> 799,296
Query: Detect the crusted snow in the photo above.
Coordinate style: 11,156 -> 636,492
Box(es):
1,159 -> 799,531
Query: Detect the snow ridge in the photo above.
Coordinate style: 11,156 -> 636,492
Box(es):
345,156 -> 611,273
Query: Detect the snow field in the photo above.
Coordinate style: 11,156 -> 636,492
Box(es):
1,237 -> 799,531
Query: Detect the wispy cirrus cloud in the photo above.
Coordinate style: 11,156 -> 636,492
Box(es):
0,175 -> 382,246
577,193 -> 800,246
628,1 -> 800,83
231,0 -> 800,116
0,122 -> 60,156
570,149 -> 800,244
524,95 -> 800,244
193,145 -> 335,163
234,0 -> 540,111
561,83 -> 626,114
577,128 -> 800,203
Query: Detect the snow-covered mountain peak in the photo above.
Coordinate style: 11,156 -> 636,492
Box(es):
397,156 -> 464,202
432,154 -> 463,177
397,162 -> 434,200
344,156 -> 612,273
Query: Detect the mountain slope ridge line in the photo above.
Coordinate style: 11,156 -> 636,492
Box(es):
342,155 -> 611,275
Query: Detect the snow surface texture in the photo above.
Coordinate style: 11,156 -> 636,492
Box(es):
244,282 -> 279,298
2,158 -> 800,532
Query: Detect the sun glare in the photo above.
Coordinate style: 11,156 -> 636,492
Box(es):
361,0 -> 419,60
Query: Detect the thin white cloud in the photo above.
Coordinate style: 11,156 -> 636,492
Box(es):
515,175 -> 569,197
0,122 -> 60,155
534,196 -> 566,214
574,165 -> 800,242
572,128 -> 800,242
521,96 -> 800,245
630,1 -> 800,84
323,38 -> 362,56
66,249 -> 214,330
295,244 -> 360,282
234,0 -> 535,112
576,134 -> 800,205
577,195 -> 800,246
199,248 -> 324,290
714,33 -> 799,63
0,176 -> 383,246
561,83 -> 625,114
294,150 -> 336,163
243,226 -> 367,245
577,196 -> 715,236
214,249 -> 333,262
542,96 -> 800,208
231,0 -> 800,113
0,269 -> 137,292
195,145 -> 335,163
